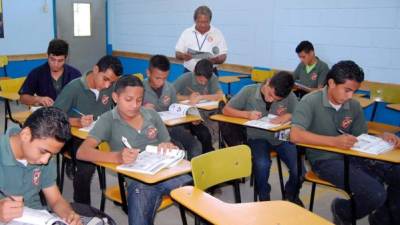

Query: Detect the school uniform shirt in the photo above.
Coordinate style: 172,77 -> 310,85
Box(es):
19,62 -> 82,100
293,58 -> 329,88
143,80 -> 178,112
53,71 -> 114,119
173,72 -> 221,96
0,127 -> 57,209
89,107 -> 170,152
227,83 -> 298,146
175,25 -> 228,72
291,87 -> 367,165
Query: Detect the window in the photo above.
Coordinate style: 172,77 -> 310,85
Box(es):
73,3 -> 91,36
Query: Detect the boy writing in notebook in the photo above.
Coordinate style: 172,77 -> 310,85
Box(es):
173,59 -> 223,153
54,55 -> 123,204
142,55 -> 202,159
76,75 -> 192,225
0,107 -> 81,225
223,71 -> 304,204
290,60 -> 400,225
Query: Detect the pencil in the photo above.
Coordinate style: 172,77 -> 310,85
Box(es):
0,189 -> 16,201
72,108 -> 85,116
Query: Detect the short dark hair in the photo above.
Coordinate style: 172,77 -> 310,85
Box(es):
295,40 -> 314,54
326,60 -> 364,86
114,75 -> 144,94
47,39 -> 69,56
194,5 -> 212,21
96,55 -> 123,77
268,71 -> 294,98
194,59 -> 213,79
149,55 -> 170,72
23,107 -> 71,143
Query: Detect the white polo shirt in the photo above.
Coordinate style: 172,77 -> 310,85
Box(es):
175,25 -> 228,72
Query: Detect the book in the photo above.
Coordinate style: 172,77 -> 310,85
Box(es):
116,145 -> 185,175
351,134 -> 395,155
180,99 -> 219,108
79,121 -> 97,132
1,207 -> 67,225
158,103 -> 201,121
187,48 -> 213,59
244,114 -> 289,130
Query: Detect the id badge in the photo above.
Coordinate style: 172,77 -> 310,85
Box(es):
275,129 -> 290,141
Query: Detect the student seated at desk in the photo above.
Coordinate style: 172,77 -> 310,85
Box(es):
290,60 -> 400,225
54,55 -> 123,205
19,39 -> 81,106
174,59 -> 223,153
142,55 -> 202,159
0,107 -> 81,225
293,40 -> 329,97
223,71 -> 304,204
76,75 -> 192,225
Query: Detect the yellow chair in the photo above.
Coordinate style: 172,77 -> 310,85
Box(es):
251,68 -> 275,83
0,76 -> 26,93
176,145 -> 252,224
0,77 -> 27,131
0,55 -> 9,77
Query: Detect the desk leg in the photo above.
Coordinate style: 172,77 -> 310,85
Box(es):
4,99 -> 10,133
217,121 -> 224,148
227,83 -> 231,95
118,174 -> 128,214
370,101 -> 378,121
344,156 -> 356,225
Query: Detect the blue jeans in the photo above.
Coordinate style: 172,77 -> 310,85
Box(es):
312,158 -> 400,224
127,174 -> 192,225
248,139 -> 304,201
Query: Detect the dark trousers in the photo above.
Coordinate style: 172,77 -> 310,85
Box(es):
312,158 -> 400,224
185,123 -> 214,153
168,125 -> 202,160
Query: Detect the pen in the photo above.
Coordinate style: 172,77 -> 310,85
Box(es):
0,189 -> 16,201
72,108 -> 85,116
121,136 -> 132,149
337,128 -> 348,135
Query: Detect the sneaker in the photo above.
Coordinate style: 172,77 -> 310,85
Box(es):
331,198 -> 351,225
287,195 -> 305,207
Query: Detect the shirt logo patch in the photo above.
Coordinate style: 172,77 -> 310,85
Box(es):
32,168 -> 41,186
276,105 -> 287,116
101,95 -> 109,105
207,36 -> 214,42
146,127 -> 158,140
310,72 -> 318,81
341,116 -> 353,129
162,95 -> 171,106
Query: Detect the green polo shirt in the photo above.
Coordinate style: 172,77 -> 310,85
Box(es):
89,107 -> 170,152
292,87 -> 367,165
54,71 -> 114,119
0,127 -> 57,209
173,72 -> 221,95
293,57 -> 329,88
143,79 -> 178,112
228,83 -> 298,146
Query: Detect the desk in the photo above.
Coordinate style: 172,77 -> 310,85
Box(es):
367,121 -> 400,135
0,91 -> 22,131
387,104 -> 400,111
163,115 -> 201,126
218,76 -> 240,95
352,96 -> 374,108
71,127 -> 89,139
210,114 -> 291,132
171,186 -> 333,225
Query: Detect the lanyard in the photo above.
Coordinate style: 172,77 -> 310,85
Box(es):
194,31 -> 208,51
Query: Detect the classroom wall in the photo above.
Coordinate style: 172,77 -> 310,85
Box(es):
108,0 -> 400,83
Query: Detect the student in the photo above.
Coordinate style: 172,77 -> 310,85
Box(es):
293,40 -> 329,96
76,75 -> 192,225
174,59 -> 223,153
290,60 -> 400,225
0,107 -> 81,225
54,55 -> 123,204
142,55 -> 202,159
223,71 -> 304,204
175,5 -> 227,74
19,39 -> 81,106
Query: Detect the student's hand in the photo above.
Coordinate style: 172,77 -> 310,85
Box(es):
335,134 -> 358,149
38,96 -> 54,106
247,111 -> 262,120
64,211 -> 82,225
120,148 -> 139,164
158,142 -> 178,154
189,92 -> 201,105
143,102 -> 155,109
182,53 -> 192,61
80,115 -> 94,128
381,132 -> 400,148
270,114 -> 290,124
0,196 -> 24,223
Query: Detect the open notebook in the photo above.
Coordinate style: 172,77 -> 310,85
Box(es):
244,114 -> 289,130
180,99 -> 219,108
1,207 -> 67,225
352,134 -> 395,155
158,103 -> 201,121
116,145 -> 185,175
79,121 -> 97,132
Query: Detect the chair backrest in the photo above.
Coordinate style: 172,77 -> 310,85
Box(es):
132,73 -> 144,81
251,67 -> 275,83
0,56 -> 8,67
369,83 -> 400,104
0,77 -> 26,93
191,144 -> 252,191
98,142 -> 111,152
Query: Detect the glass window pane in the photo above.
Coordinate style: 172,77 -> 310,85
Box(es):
73,3 -> 91,37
